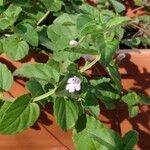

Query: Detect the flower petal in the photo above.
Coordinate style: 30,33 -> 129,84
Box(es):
66,84 -> 75,93
75,84 -> 81,91
67,77 -> 74,84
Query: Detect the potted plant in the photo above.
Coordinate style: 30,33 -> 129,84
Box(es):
0,0 -> 149,150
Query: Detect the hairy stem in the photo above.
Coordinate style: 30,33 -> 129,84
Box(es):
37,10 -> 50,26
33,87 -> 56,102
80,55 -> 100,73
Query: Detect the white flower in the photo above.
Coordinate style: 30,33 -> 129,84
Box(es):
66,76 -> 81,93
69,40 -> 78,48
5,34 -> 11,37
116,53 -> 126,61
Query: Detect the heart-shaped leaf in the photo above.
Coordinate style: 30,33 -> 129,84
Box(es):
0,63 -> 13,91
122,130 -> 139,150
88,128 -> 122,149
15,23 -> 39,47
3,36 -> 29,60
0,95 -> 40,134
73,115 -> 105,150
14,63 -> 60,82
54,98 -> 80,131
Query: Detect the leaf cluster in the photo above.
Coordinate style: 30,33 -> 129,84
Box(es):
0,0 -> 149,149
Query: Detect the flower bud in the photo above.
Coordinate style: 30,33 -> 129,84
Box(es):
82,54 -> 94,62
69,40 -> 78,48
116,53 -> 126,62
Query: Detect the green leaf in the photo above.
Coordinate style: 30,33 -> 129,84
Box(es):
47,24 -> 77,51
0,63 -> 13,91
53,50 -> 80,62
0,100 -> 12,120
15,23 -> 39,47
80,23 -> 99,36
76,14 -> 99,35
100,38 -> 119,66
79,4 -> 100,16
89,128 -> 122,149
4,5 -> 22,19
26,80 -> 51,106
106,61 -> 123,91
3,36 -> 29,60
38,26 -> 52,49
139,94 -> 150,105
0,95 -> 40,134
0,40 -> 3,53
77,14 -> 93,31
26,80 -> 45,98
73,115 -> 105,150
0,5 -> 22,29
122,92 -> 140,106
0,18 -> 10,30
0,0 -> 3,6
122,130 -> 139,150
84,89 -> 100,117
0,0 -> 9,6
106,16 -> 130,28
65,47 -> 98,55
54,13 -> 77,25
128,105 -> 139,118
85,100 -> 100,118
90,78 -> 120,109
138,15 -> 150,23
115,26 -> 125,40
14,63 -> 60,82
54,98 -> 80,131
41,0 -> 62,11
140,37 -> 150,46
133,0 -> 145,6
109,0 -> 126,13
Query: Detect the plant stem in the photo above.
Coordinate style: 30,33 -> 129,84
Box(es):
37,10 -> 50,26
131,23 -> 150,36
33,87 -> 56,102
80,55 -> 100,73
0,88 -> 56,102
127,6 -> 144,15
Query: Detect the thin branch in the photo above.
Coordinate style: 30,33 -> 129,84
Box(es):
80,55 -> 100,73
37,10 -> 50,26
131,23 -> 150,36
127,6 -> 144,15
33,88 -> 56,102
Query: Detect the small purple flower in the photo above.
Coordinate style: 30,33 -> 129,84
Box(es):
66,76 -> 81,93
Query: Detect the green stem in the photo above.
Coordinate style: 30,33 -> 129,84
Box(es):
33,87 -> 56,102
0,88 -> 56,103
80,55 -> 100,73
78,36 -> 86,44
37,10 -> 50,26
